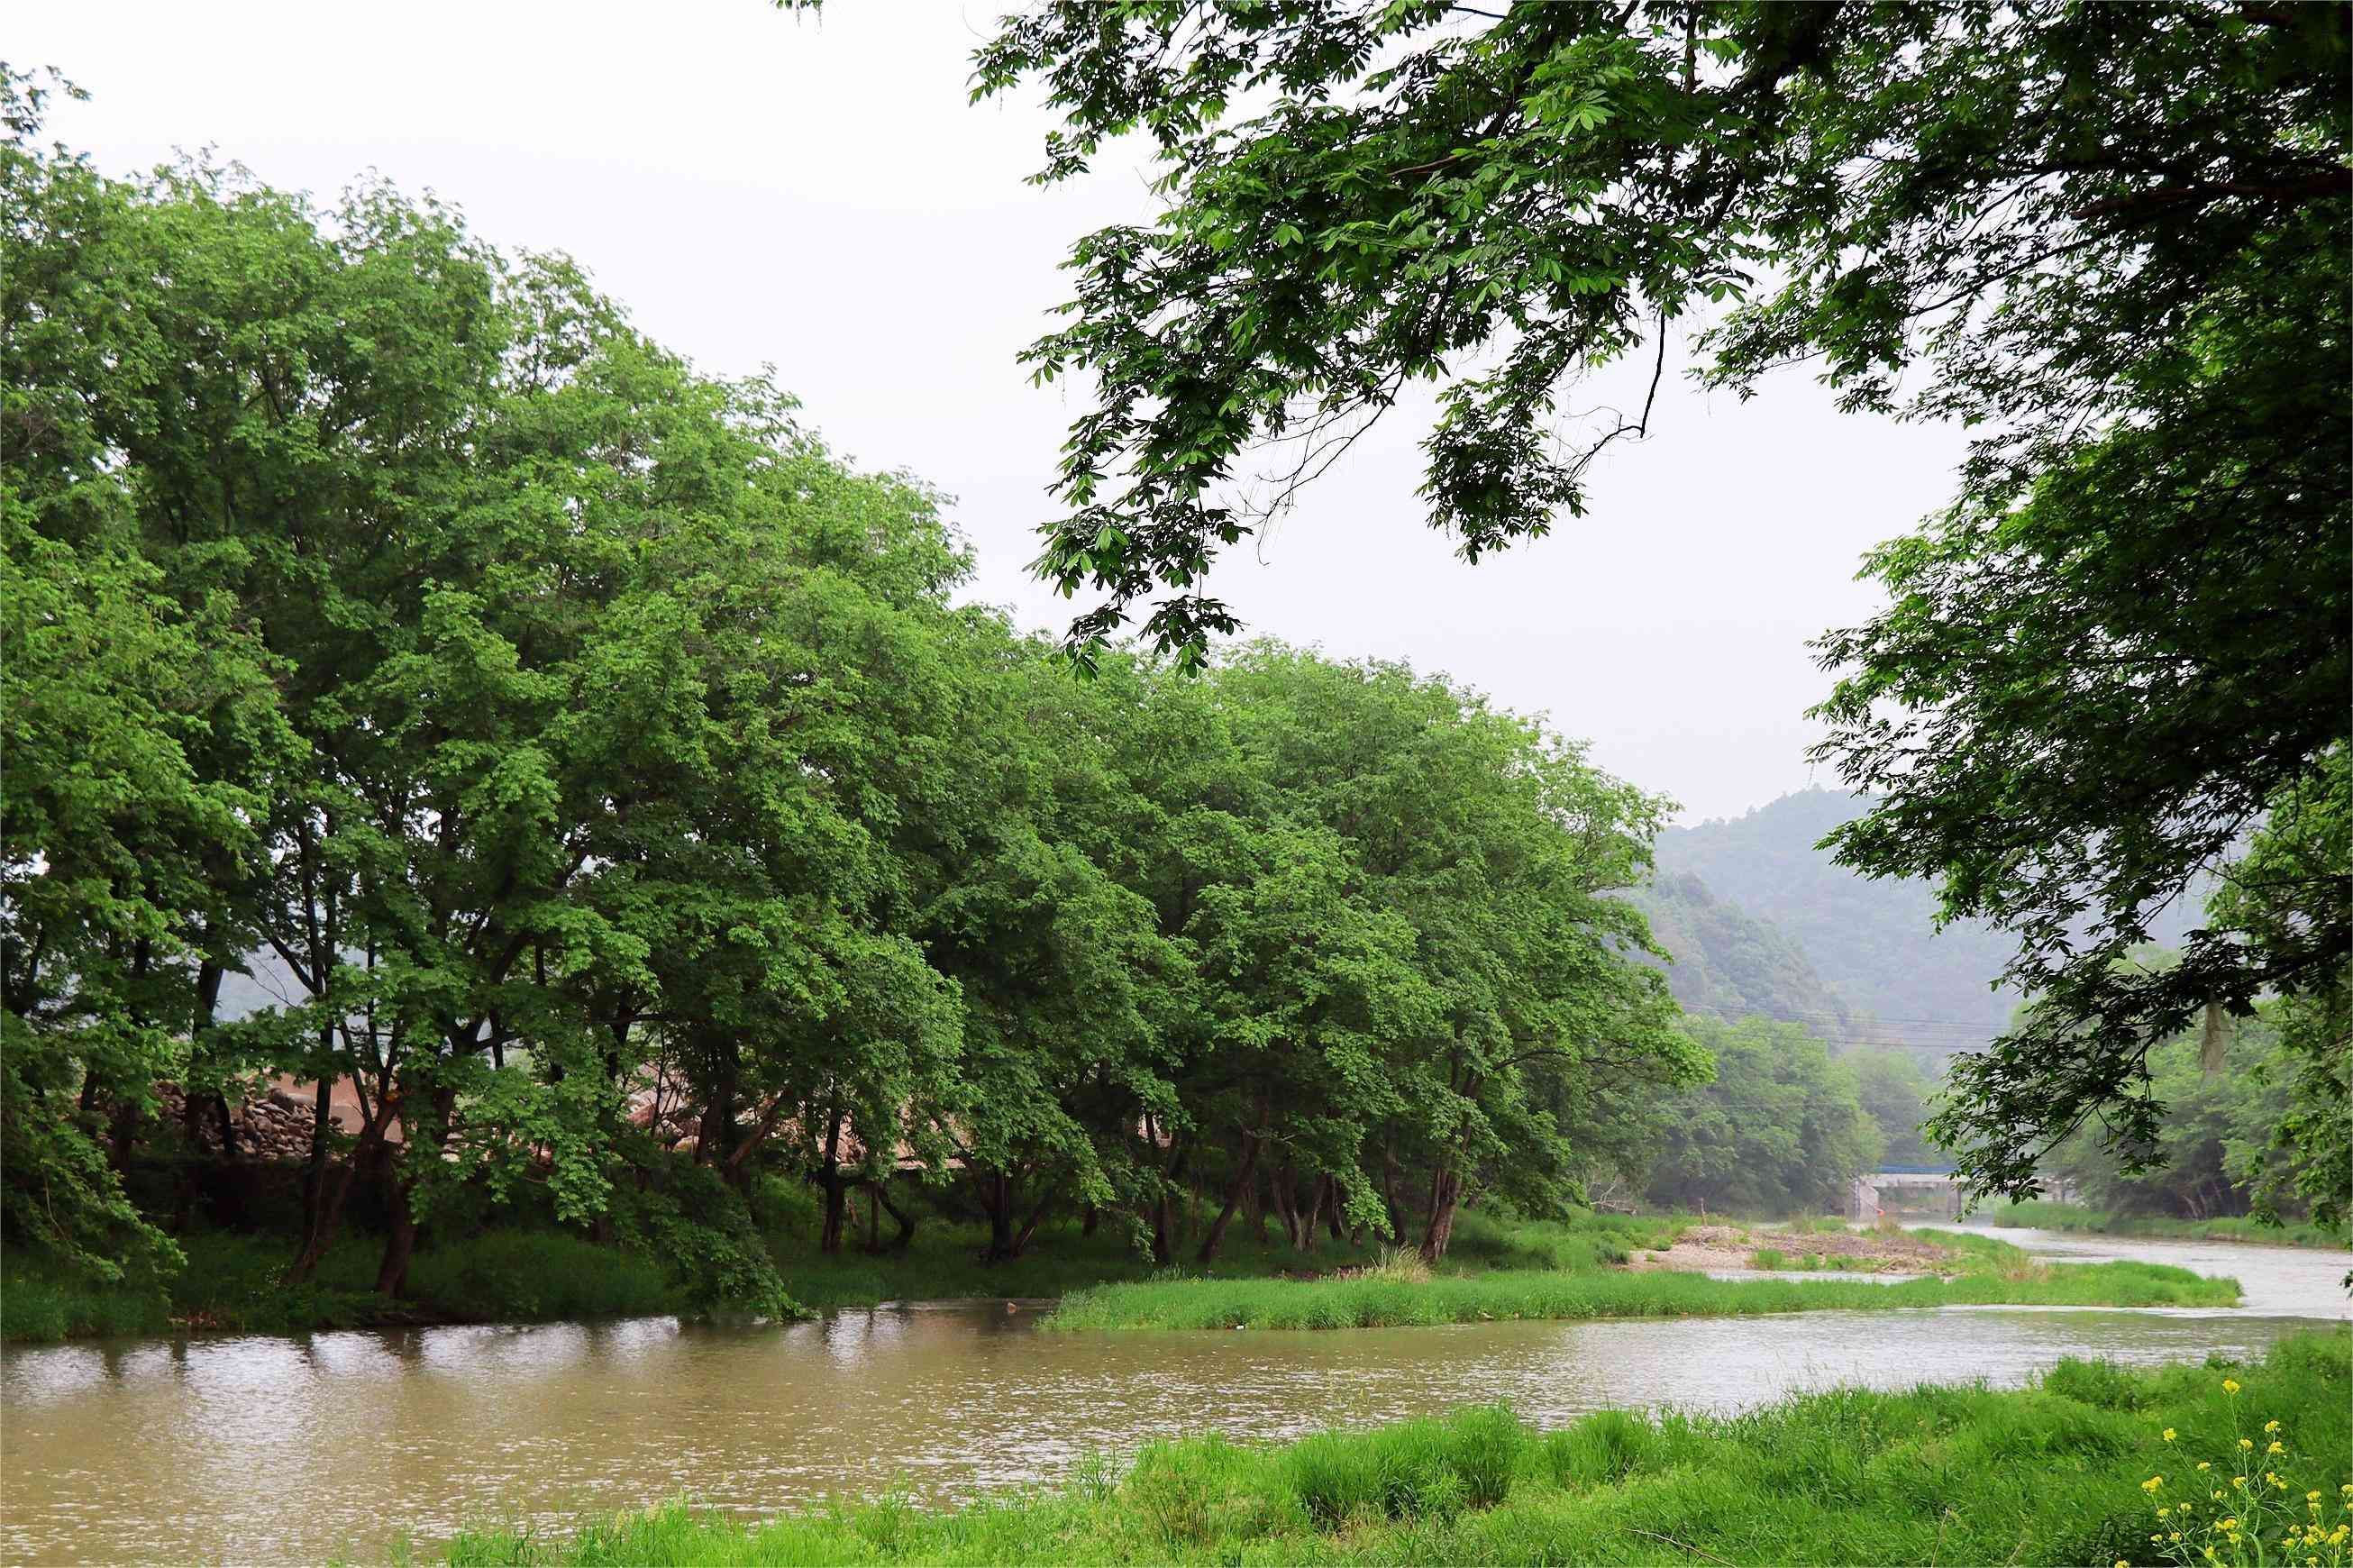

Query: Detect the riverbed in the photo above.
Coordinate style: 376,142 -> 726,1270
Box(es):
2,1226 -> 2343,1565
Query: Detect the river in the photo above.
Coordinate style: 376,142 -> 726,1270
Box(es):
3,1226 -> 2344,1565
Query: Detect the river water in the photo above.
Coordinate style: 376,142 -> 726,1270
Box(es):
3,1226 -> 2344,1565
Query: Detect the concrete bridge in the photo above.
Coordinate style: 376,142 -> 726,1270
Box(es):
1848,1165 -> 1964,1222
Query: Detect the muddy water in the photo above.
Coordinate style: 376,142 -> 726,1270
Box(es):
3,1230 -> 2343,1565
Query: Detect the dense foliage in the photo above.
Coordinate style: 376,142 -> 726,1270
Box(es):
2039,956 -> 2347,1232
1655,790 -> 2027,1048
1637,1016 -> 1880,1215
0,82 -> 1701,1305
1628,866 -> 1871,1049
970,1 -> 2349,1208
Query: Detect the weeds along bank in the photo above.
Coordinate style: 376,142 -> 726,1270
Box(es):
0,1210 -> 1662,1344
1041,1260 -> 2239,1332
0,1211 -> 2247,1345
441,1330 -> 2352,1566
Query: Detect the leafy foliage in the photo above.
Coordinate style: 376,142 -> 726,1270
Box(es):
970,2 -> 2348,1207
1628,867 -> 1871,1048
1639,1016 -> 1882,1215
2,75 -> 1698,1302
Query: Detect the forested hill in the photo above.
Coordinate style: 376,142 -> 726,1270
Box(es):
1627,872 -> 1871,1050
1653,789 -> 2202,1053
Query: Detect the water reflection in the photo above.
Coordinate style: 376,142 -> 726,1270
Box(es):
3,1231 -> 2343,1565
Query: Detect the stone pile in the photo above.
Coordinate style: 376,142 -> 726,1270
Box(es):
155,1083 -> 317,1161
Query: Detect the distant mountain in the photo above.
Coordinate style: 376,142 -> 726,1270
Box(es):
1628,871 -> 1871,1049
1653,788 -> 2201,1054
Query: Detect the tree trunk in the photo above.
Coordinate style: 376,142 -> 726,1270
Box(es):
1081,1204 -> 1099,1237
285,1118 -> 376,1287
1296,1173 -> 1325,1255
170,960 -> 231,1231
374,1189 -> 418,1297
1150,1138 -> 1191,1265
864,1179 -> 917,1253
295,1071 -> 336,1258
817,1112 -> 848,1255
1196,1129 -> 1261,1263
980,1169 -> 1015,1262
1268,1162 -> 1299,1248
375,1085 -> 451,1299
695,1037 -> 739,1168
1010,1173 -> 1066,1258
1418,1166 -> 1462,1265
1323,1178 -> 1347,1243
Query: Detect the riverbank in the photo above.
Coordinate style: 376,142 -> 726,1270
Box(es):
0,1210 -> 1676,1345
1989,1199 -> 2353,1251
441,1328 -> 2351,1566
4,1210 -> 2252,1346
1042,1256 -> 2239,1331
0,1231 -> 687,1345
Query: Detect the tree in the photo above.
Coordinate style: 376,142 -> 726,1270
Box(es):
973,3 -> 2345,659
1642,1016 -> 1883,1216
971,2 -> 2348,1199
2,74 -> 296,1279
1208,646 -> 1697,1260
1847,1052 -> 1936,1170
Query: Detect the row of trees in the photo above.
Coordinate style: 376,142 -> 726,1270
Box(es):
961,0 -> 2349,1218
2,81 -> 1709,1311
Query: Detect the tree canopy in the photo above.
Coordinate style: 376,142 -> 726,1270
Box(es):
972,1 -> 2349,1203
1,72 -> 1703,1295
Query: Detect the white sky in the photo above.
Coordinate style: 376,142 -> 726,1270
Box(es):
16,1 -> 1969,823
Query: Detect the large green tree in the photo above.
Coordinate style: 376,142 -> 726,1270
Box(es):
1642,1016 -> 1883,1216
2,75 -> 297,1279
971,1 -> 2348,1199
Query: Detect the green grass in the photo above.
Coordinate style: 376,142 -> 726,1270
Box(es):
1042,1257 -> 2239,1331
0,1228 -> 686,1345
1987,1199 -> 2353,1250
439,1328 -> 2353,1566
762,1208 -> 1692,1315
0,1208 -> 1684,1345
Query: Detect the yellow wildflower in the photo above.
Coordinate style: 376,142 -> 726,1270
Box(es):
2269,1441 -> 2286,1454
2309,1491 -> 2324,1502
2223,1379 -> 2241,1394
2145,1477 -> 2166,1493
2240,1438 -> 2257,1450
2198,1462 -> 2212,1472
2265,1420 -> 2281,1433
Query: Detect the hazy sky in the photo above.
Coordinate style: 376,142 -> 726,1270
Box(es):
19,1 -> 1970,823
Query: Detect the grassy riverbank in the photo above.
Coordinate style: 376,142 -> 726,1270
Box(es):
0,1230 -> 685,1344
0,1209 -> 1676,1345
1043,1257 -> 2239,1332
442,1328 -> 2352,1566
1989,1199 -> 2353,1251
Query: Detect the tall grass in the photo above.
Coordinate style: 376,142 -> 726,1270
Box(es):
441,1328 -> 2352,1566
1042,1257 -> 2239,1331
1988,1199 -> 2353,1251
762,1207 -> 1692,1313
